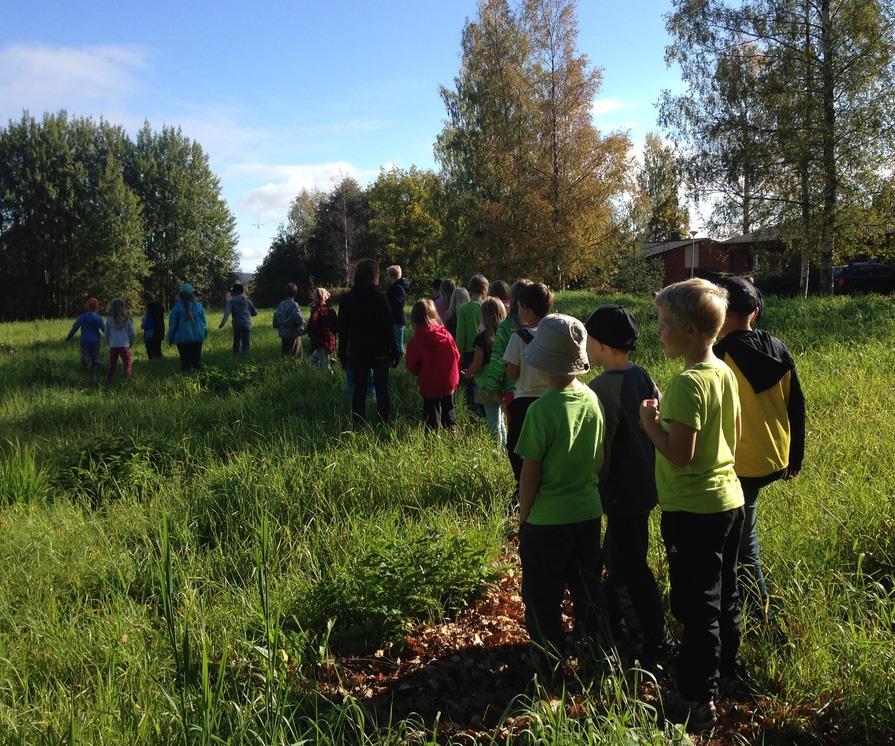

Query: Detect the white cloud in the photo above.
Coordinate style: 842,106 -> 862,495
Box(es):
0,43 -> 150,120
591,97 -> 629,119
236,161 -> 380,222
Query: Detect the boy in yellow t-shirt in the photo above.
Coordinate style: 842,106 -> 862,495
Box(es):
714,277 -> 805,617
639,278 -> 744,732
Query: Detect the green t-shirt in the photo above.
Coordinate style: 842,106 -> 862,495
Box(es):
515,384 -> 605,525
655,362 -> 744,513
455,300 -> 482,354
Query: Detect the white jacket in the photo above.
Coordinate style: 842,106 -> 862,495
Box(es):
106,317 -> 136,348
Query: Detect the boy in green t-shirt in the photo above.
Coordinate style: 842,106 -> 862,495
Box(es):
514,314 -> 607,676
639,278 -> 745,732
456,273 -> 489,416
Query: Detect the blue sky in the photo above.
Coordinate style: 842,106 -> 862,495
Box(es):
1,0 -> 685,270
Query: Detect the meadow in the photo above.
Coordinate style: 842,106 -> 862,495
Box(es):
0,292 -> 893,744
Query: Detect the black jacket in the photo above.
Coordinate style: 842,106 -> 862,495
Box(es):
386,277 -> 410,325
338,282 -> 399,368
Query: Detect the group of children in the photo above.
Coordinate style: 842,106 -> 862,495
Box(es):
402,272 -> 804,731
66,267 -> 804,731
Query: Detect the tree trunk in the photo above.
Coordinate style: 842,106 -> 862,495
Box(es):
819,0 -> 837,294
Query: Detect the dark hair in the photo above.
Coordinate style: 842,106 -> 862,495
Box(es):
285,283 -> 298,297
141,290 -> 156,303
468,273 -> 489,296
519,282 -> 554,319
490,280 -> 510,302
354,258 -> 379,285
230,283 -> 244,295
431,278 -> 442,291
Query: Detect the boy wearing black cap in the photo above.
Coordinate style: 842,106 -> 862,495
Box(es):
585,305 -> 667,668
714,277 -> 805,617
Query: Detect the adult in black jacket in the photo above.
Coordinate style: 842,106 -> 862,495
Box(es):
338,258 -> 400,423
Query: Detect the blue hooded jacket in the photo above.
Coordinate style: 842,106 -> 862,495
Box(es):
167,301 -> 208,344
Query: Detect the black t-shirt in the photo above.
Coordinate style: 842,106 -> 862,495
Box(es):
588,364 -> 660,515
474,329 -> 493,366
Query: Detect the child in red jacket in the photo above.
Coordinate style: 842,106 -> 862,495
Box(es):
406,299 -> 460,430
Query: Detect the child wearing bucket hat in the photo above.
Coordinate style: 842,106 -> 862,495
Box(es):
585,304 -> 668,668
513,313 -> 608,673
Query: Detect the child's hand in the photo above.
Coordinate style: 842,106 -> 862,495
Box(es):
639,398 -> 660,427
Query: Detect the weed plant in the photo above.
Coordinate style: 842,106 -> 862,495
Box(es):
0,297 -> 893,742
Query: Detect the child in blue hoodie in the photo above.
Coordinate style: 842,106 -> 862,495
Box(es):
219,283 -> 258,355
66,297 -> 105,370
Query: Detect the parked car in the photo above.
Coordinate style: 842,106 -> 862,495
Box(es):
833,262 -> 895,295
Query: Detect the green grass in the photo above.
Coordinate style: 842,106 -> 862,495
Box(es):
0,294 -> 894,743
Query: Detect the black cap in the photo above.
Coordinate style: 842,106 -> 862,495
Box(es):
584,305 -> 638,351
717,276 -> 759,315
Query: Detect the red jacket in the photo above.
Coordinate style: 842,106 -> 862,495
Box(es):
405,323 -> 460,399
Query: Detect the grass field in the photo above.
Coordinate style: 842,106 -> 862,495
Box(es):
0,293 -> 893,744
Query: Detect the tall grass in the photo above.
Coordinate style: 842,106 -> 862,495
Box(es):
0,297 -> 893,742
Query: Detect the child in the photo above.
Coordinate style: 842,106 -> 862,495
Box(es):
443,285 -> 468,338
105,298 -> 136,382
489,280 -> 511,313
307,287 -> 338,371
66,298 -> 105,370
405,299 -> 460,430
455,274 -> 489,415
478,279 -> 532,416
436,278 -> 455,324
386,265 -> 410,354
141,291 -> 165,359
585,304 -> 667,668
273,283 -> 306,356
638,278 -> 744,731
462,297 -> 508,446
167,283 -> 208,372
514,314 -> 606,673
714,276 -> 805,616
219,283 -> 258,355
503,282 -> 555,486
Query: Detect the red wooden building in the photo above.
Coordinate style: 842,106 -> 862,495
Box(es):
641,238 -> 752,285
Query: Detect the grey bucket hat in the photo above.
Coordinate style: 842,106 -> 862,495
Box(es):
523,314 -> 591,375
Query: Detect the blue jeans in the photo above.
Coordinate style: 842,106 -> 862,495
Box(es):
394,324 -> 406,354
738,470 -> 784,609
483,403 -> 507,448
232,327 -> 251,354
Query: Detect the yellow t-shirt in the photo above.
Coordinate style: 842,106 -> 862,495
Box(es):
721,354 -> 791,477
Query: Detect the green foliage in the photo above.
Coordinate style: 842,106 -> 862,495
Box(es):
0,112 -> 237,320
0,296 -> 894,742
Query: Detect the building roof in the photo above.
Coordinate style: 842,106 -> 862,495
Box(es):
640,238 -> 711,259
719,228 -> 780,245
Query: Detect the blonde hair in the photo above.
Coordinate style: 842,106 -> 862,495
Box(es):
445,287 -> 470,322
410,298 -> 439,328
107,298 -> 129,324
313,287 -> 331,305
479,297 -> 506,338
387,265 -> 402,280
655,278 -> 728,341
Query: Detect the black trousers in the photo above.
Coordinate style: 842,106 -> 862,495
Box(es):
661,507 -> 744,702
281,336 -> 301,356
460,350 -> 484,417
145,338 -> 163,359
605,511 -> 666,656
232,327 -> 250,354
176,342 -> 203,371
422,394 -> 456,430
506,396 -> 537,484
519,518 -> 607,659
350,365 -> 390,423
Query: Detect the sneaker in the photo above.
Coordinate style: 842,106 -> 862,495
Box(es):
662,689 -> 717,732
